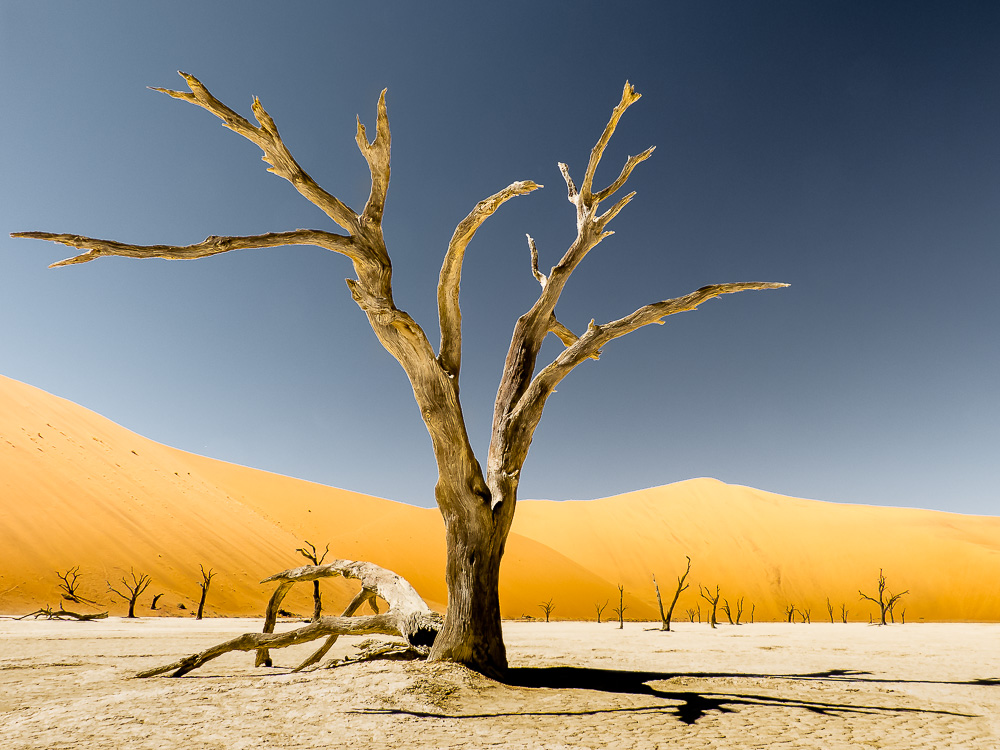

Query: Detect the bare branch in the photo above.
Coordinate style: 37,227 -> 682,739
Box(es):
510,282 -> 789,442
558,163 -> 578,201
355,89 -> 391,226
580,81 -> 643,204
12,229 -> 356,268
547,316 -> 600,360
594,146 -> 656,203
151,72 -> 359,233
437,180 -> 541,376
526,235 -> 547,288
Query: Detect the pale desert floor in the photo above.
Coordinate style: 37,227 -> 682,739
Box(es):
2,618 -> 999,749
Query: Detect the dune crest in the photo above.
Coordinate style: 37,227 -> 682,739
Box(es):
2,374 -> 998,622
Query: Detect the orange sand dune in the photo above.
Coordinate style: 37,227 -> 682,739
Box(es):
2,374 -> 999,623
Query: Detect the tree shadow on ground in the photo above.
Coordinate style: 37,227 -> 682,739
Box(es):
348,666 -> 980,725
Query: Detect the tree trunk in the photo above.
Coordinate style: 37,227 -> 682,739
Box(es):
427,503 -> 507,679
311,581 -> 322,621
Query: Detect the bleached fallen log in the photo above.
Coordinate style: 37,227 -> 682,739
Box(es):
18,606 -> 108,621
137,559 -> 442,678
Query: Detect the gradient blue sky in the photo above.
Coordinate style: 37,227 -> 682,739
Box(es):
2,2 -> 997,514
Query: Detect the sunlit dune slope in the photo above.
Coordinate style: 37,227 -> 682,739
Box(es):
513,481 -> 1000,621
3,374 -> 1000,623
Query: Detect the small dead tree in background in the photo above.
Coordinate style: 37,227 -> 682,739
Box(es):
826,597 -> 835,623
296,541 -> 330,621
150,593 -> 163,610
784,603 -> 797,623
613,584 -> 628,629
749,602 -> 755,623
800,607 -> 811,624
699,585 -> 720,629
56,566 -> 95,604
859,569 -> 909,626
107,569 -> 151,618
653,555 -> 691,632
196,565 -> 215,620
538,598 -> 555,622
840,602 -> 849,623
686,608 -> 696,623
720,596 -> 744,625
594,599 -> 609,623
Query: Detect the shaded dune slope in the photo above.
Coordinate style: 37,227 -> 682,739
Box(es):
2,375 -> 998,622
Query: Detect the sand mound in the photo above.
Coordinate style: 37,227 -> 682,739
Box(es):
2,374 -> 999,622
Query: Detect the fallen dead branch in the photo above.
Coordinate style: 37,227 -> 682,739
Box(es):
137,559 -> 442,678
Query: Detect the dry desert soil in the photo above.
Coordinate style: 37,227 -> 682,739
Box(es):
2,618 -> 999,749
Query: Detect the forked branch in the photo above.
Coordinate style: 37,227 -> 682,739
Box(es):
152,72 -> 360,232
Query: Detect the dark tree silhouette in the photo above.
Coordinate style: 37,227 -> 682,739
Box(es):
150,593 -> 163,610
296,541 -> 330,621
784,603 -> 797,623
653,555 -> 691,632
196,565 -> 215,620
799,608 -> 811,624
538,598 -> 555,623
107,569 -> 151,618
699,585 -> 720,629
594,599 -> 609,623
613,584 -> 628,630
721,596 -> 744,625
859,569 -> 909,626
841,602 -> 849,623
826,597 -> 835,624
56,566 -> 95,604
14,74 -> 785,678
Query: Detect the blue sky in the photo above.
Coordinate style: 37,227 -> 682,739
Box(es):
2,2 -> 998,514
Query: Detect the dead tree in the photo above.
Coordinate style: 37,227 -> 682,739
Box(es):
800,608 -> 811,624
749,602 -> 755,624
720,596 -> 744,625
840,602 -> 849,623
784,603 -> 797,623
538,598 -> 555,622
139,559 -> 441,677
296,541 -> 330,621
594,600 -> 609,623
653,555 -> 691,632
56,566 -> 95,604
826,597 -> 835,624
150,593 -> 163,610
613,584 -> 628,629
195,565 -> 215,620
859,569 -> 909,626
14,74 -> 786,678
107,569 -> 151,618
699,585 -> 720,629
686,608 -> 696,623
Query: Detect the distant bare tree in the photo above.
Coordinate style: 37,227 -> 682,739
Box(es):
840,602 -> 849,623
799,608 -> 811,624
826,597 -> 835,624
859,569 -> 909,626
899,608 -> 906,625
613,584 -> 628,629
749,602 -> 755,624
653,555 -> 691,632
686,608 -> 697,623
784,604 -> 797,623
720,599 -> 735,625
107,569 -> 151,618
538,598 -> 555,623
699,585 -> 720,629
150,593 -> 163,610
56,566 -> 95,604
196,565 -> 215,620
720,597 -> 744,625
594,599 -> 609,623
696,604 -> 702,623
296,541 -> 330,621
